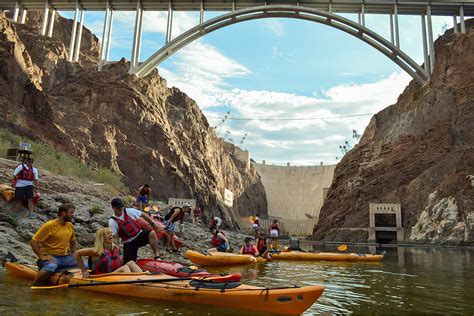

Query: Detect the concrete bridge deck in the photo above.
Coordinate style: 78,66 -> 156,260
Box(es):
2,0 -> 474,15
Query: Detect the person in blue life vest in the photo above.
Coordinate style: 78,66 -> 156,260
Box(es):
74,227 -> 143,278
109,198 -> 161,263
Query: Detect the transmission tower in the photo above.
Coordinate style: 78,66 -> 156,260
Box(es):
352,129 -> 361,140
239,133 -> 248,147
224,130 -> 233,143
213,111 -> 231,136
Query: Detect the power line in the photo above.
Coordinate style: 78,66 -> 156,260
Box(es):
206,113 -> 374,121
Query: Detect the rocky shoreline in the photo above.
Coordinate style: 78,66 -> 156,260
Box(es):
0,158 -> 251,265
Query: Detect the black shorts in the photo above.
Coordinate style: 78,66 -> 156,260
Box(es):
123,230 -> 150,263
15,185 -> 34,201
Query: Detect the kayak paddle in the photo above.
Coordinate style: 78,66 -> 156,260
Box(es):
31,275 -> 232,290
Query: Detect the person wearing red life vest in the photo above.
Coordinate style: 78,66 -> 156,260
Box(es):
208,227 -> 230,253
12,157 -> 39,219
268,219 -> 280,250
109,198 -> 161,263
239,237 -> 259,256
74,227 -> 143,278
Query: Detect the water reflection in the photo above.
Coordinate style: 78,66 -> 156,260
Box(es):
0,246 -> 473,315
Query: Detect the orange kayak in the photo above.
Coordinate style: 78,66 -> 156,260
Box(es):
270,251 -> 384,262
186,250 -> 267,266
5,262 -> 324,315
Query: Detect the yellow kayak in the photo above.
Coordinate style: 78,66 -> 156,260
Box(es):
5,262 -> 324,315
270,251 -> 383,262
186,250 -> 267,266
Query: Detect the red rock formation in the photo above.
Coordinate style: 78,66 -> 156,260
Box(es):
0,12 -> 267,227
313,21 -> 474,244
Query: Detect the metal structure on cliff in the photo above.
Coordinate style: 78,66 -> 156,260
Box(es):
2,1 -> 473,84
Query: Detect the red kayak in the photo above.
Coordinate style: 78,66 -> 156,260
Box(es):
138,218 -> 183,249
136,259 -> 241,283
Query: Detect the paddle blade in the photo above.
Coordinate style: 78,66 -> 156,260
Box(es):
31,284 -> 69,290
337,245 -> 348,252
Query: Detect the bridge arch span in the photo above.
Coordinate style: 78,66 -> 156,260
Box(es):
132,5 -> 429,85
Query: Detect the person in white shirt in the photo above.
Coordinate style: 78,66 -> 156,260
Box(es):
108,198 -> 161,263
12,157 -> 39,219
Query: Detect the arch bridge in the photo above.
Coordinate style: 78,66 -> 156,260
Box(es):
2,0 -> 474,85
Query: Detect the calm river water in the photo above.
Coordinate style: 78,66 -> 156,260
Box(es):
0,246 -> 473,315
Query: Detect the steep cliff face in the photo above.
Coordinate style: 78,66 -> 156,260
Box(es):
313,22 -> 474,245
0,12 -> 267,227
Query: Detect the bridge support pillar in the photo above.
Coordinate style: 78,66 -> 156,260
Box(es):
426,5 -> 435,74
47,9 -> 56,37
12,2 -> 19,22
393,4 -> 400,48
40,3 -> 49,36
389,12 -> 394,44
421,14 -> 430,77
68,4 -> 79,62
166,1 -> 174,44
358,4 -> 365,26
20,9 -> 27,24
459,6 -> 466,33
73,9 -> 84,62
105,10 -> 114,63
200,1 -> 205,23
131,1 -> 143,70
98,3 -> 111,71
453,15 -> 458,34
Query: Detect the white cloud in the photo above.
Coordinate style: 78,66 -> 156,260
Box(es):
262,20 -> 285,37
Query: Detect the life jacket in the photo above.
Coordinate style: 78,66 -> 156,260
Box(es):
211,234 -> 224,247
241,244 -> 256,255
270,223 -> 279,231
92,246 -> 121,274
257,238 -> 266,253
112,209 -> 142,242
165,207 -> 184,223
253,218 -> 260,225
16,164 -> 35,181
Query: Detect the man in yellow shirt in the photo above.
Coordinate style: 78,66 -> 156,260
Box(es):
30,203 -> 78,285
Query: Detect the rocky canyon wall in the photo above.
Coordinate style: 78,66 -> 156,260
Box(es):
0,12 -> 267,227
313,21 -> 474,245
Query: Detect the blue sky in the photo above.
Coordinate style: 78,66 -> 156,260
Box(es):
61,10 -> 456,165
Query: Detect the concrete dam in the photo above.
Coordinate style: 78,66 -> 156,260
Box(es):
252,162 -> 335,235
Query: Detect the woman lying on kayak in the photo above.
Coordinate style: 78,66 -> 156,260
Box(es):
208,227 -> 230,253
74,227 -> 143,278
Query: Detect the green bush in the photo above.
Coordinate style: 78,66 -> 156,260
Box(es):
0,128 -> 128,193
89,205 -> 103,216
123,195 -> 134,207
